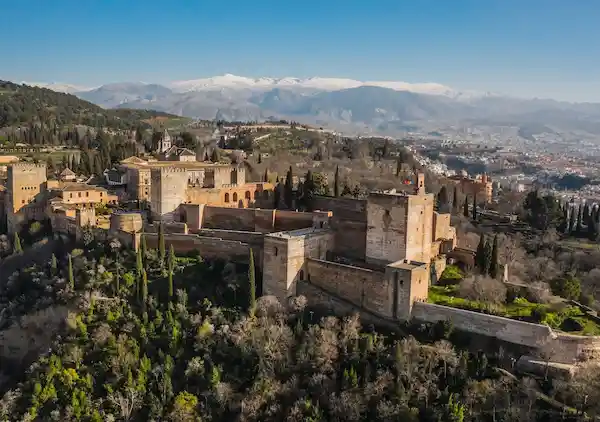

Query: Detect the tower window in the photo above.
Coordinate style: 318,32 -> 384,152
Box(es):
274,247 -> 278,257
224,193 -> 230,202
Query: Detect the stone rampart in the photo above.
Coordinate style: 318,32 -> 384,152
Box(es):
297,281 -> 400,330
312,196 -> 367,260
144,233 -> 251,262
411,302 -> 553,348
306,258 -> 389,316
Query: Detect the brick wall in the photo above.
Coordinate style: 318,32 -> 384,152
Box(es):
306,258 -> 389,316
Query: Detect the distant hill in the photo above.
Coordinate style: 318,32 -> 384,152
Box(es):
0,80 -> 187,130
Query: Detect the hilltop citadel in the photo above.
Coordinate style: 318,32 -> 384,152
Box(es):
1,130 -> 599,369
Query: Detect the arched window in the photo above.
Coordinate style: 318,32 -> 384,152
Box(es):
233,192 -> 238,202
224,193 -> 230,203
245,191 -> 251,199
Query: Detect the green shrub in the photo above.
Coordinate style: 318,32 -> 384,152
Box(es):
560,317 -> 584,332
550,275 -> 582,300
531,306 -> 548,323
439,265 -> 463,285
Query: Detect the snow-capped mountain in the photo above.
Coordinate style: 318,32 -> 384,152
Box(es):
21,81 -> 95,94
166,73 -> 470,98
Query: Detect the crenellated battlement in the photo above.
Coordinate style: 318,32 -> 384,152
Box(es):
9,163 -> 47,171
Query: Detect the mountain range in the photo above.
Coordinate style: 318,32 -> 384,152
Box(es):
22,74 -> 600,140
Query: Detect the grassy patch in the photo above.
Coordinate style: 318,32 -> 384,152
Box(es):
428,285 -> 600,336
438,265 -> 463,284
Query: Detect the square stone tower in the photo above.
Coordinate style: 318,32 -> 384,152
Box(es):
6,163 -> 47,233
150,167 -> 188,222
365,177 -> 434,267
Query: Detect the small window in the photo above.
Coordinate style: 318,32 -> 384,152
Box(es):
224,193 -> 230,202
245,191 -> 251,199
21,200 -> 25,204
274,247 -> 278,257
86,192 -> 89,197
233,192 -> 238,202
100,192 -> 103,197
69,193 -> 73,198
78,192 -> 82,197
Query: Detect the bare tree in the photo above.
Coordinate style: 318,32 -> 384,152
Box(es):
108,388 -> 142,421
459,275 -> 507,304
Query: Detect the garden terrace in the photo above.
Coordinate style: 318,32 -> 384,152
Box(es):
428,284 -> 600,336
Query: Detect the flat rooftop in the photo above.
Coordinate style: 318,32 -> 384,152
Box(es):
388,259 -> 428,270
268,227 -> 329,239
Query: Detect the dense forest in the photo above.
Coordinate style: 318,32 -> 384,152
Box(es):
0,80 -> 180,131
0,230 -> 597,421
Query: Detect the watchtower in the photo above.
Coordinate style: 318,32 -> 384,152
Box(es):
150,167 -> 188,222
6,163 -> 47,233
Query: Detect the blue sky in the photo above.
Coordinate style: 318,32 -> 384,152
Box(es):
1,0 -> 599,102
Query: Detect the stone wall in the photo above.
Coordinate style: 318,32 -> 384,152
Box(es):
144,233 -> 252,262
274,210 -> 328,231
305,258 -> 389,317
412,302 -> 553,348
297,281 -> 400,330
312,196 -> 367,260
406,195 -> 434,264
365,193 -> 409,265
150,168 -> 188,221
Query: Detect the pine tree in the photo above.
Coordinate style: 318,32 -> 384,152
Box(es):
475,234 -> 486,273
68,253 -> 74,290
13,232 -> 22,254
489,234 -> 499,278
248,248 -> 256,318
284,166 -> 294,209
168,245 -> 175,301
463,197 -> 469,218
159,223 -> 166,266
452,188 -> 459,213
334,165 -> 340,197
472,194 -> 477,220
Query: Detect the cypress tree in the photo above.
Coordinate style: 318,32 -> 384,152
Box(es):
50,253 -> 58,276
334,165 -> 340,197
168,244 -> 175,301
576,204 -> 584,233
210,148 -> 220,163
273,181 -> 281,209
472,195 -> 477,220
438,186 -> 449,212
303,170 -> 315,211
263,168 -> 268,183
284,166 -> 294,209
141,234 -> 147,260
569,204 -> 577,233
452,188 -> 459,213
463,197 -> 469,218
159,223 -> 166,265
248,248 -> 256,317
483,240 -> 493,275
141,269 -> 148,314
489,234 -> 499,278
115,259 -> 120,296
68,254 -> 74,290
13,232 -> 22,254
136,244 -> 143,275
475,234 -> 486,273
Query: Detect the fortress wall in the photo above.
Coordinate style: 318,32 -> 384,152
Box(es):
274,210 -> 320,231
306,258 -> 389,316
254,209 -> 276,232
202,207 -> 257,231
144,233 -> 251,262
554,333 -> 600,362
312,196 -> 368,260
411,302 -> 553,348
195,229 -> 264,246
297,281 -> 399,330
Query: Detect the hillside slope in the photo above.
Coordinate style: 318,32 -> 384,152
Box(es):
0,80 -> 185,130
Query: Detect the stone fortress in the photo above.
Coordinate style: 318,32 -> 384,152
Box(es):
2,141 -> 600,367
